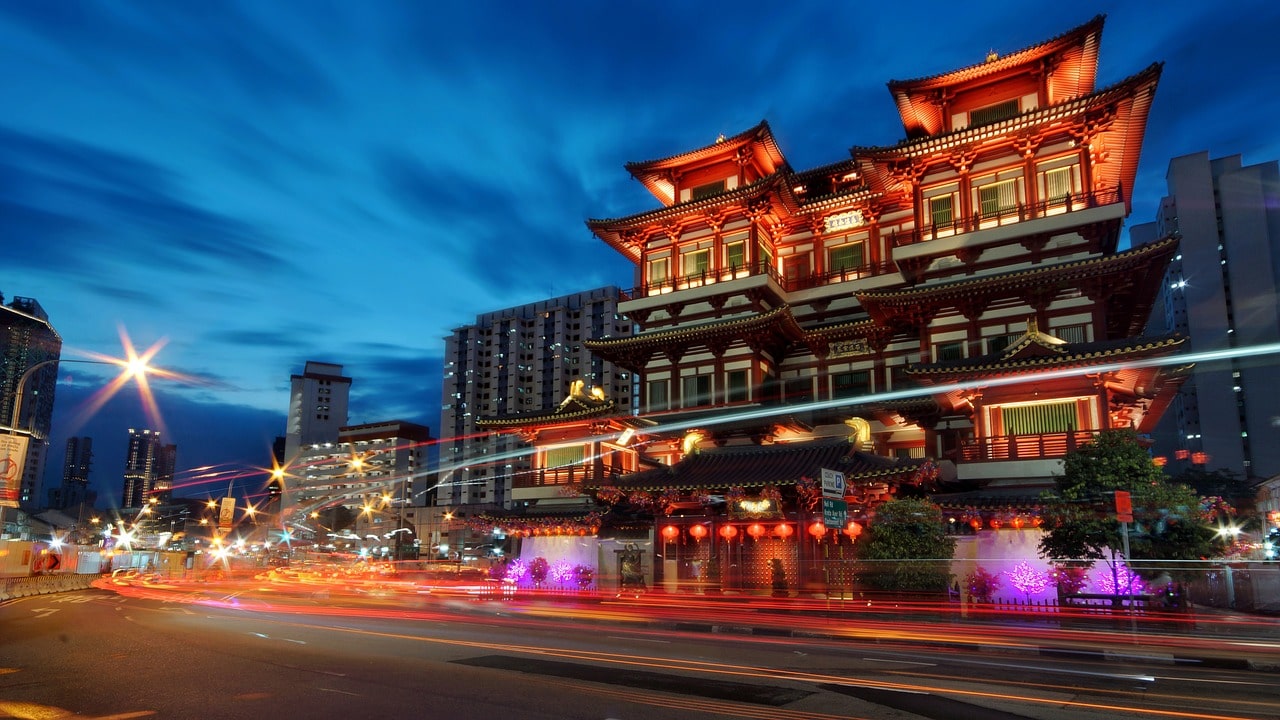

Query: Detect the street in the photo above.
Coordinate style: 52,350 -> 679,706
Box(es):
2,583 -> 1278,719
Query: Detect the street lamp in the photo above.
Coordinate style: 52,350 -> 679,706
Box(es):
2,348 -> 164,538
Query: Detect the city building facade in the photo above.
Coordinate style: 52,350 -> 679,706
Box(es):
121,428 -> 172,509
437,287 -> 633,510
1,294 -> 62,510
1133,151 -> 1280,481
471,16 -> 1185,593
283,420 -> 431,558
48,436 -> 94,510
283,361 -> 351,462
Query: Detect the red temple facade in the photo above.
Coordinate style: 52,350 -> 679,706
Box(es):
474,16 -> 1187,594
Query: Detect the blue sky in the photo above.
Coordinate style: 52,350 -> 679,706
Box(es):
3,1 -> 1278,505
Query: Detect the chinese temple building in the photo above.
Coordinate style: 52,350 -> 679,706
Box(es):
472,16 -> 1186,593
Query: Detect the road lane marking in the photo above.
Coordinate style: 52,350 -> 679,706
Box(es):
863,658 -> 935,666
30,608 -> 58,619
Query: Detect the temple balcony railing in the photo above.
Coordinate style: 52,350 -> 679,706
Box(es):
890,186 -> 1123,248
512,464 -> 625,489
959,430 -> 1099,462
627,258 -> 899,300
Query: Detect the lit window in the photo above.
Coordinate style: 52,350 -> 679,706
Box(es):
683,249 -> 710,278
691,179 -> 726,200
725,241 -> 746,271
969,99 -> 1019,126
1045,167 -> 1072,201
828,242 -> 864,273
978,181 -> 1017,218
648,257 -> 669,285
929,195 -> 954,228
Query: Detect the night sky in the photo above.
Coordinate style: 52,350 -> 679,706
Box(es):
3,1 -> 1277,506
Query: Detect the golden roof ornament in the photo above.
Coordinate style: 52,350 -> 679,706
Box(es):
844,417 -> 873,451
986,49 -> 1000,63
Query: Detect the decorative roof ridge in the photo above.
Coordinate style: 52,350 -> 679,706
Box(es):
887,14 -> 1105,89
624,120 -> 774,173
998,317 -> 1069,360
856,235 -> 1178,302
586,173 -> 782,229
853,61 -> 1162,157
584,305 -> 795,347
906,333 -> 1186,376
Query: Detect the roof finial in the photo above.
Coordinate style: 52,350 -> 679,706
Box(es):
986,48 -> 1000,63
1026,316 -> 1039,335
715,133 -> 726,143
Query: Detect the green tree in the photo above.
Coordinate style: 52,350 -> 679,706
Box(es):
1038,429 -> 1220,585
857,498 -> 955,593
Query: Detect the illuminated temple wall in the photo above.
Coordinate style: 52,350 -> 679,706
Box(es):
951,529 -> 1053,603
514,535 -> 600,588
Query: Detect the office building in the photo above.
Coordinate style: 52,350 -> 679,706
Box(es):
1133,152 -> 1280,480
121,428 -> 169,509
48,436 -> 93,510
1,294 -> 62,509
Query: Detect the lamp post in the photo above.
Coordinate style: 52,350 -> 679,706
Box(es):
2,357 -> 147,537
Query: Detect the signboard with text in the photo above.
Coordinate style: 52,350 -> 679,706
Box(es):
218,497 -> 237,530
822,498 -> 848,529
0,434 -> 30,507
820,468 -> 846,499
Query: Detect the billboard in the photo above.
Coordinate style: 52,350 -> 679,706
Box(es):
0,434 -> 30,507
218,497 -> 236,530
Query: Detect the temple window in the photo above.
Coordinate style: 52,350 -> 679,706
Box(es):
935,341 -> 965,361
682,248 -> 710,279
690,179 -> 726,201
969,99 -> 1020,127
648,257 -> 669,286
647,380 -> 669,412
832,370 -> 871,399
725,240 -> 746,272
978,180 -> 1018,219
682,373 -> 712,407
998,400 -> 1078,435
784,376 -> 813,405
1045,166 -> 1073,201
1052,323 -> 1087,343
758,243 -> 774,273
929,195 -> 955,229
726,369 -> 750,403
827,241 -> 865,276
987,331 -> 1023,354
542,445 -> 585,472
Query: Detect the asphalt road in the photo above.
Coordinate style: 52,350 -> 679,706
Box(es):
2,586 -> 1278,720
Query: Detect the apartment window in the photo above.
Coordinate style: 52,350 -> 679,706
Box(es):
969,99 -> 1019,126
682,249 -> 710,278
648,257 -> 669,285
647,380 -> 669,412
726,369 -> 749,403
828,241 -> 864,273
929,195 -> 954,228
682,374 -> 711,407
978,180 -> 1017,218
935,341 -> 964,361
1045,167 -> 1072,201
832,370 -> 871,399
725,241 -> 746,271
691,179 -> 726,200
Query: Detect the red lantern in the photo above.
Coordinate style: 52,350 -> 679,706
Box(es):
1030,515 -> 1043,528
718,525 -> 738,540
661,525 -> 680,542
689,524 -> 708,541
774,523 -> 794,539
1175,449 -> 1190,460
969,519 -> 982,530
844,521 -> 862,539
988,518 -> 1002,530
1011,516 -> 1025,530
808,521 -> 827,539
747,523 -> 766,540
1152,456 -> 1168,467
1192,451 -> 1209,465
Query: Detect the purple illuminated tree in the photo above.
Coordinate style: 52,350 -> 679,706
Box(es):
1093,561 -> 1145,595
1005,561 -> 1051,598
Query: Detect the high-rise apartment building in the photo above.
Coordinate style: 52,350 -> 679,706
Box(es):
1,294 -> 62,508
1134,152 -> 1280,480
283,420 -> 431,555
438,287 -> 633,509
284,361 -> 351,461
121,428 -> 167,508
48,436 -> 93,510
153,442 -> 177,504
